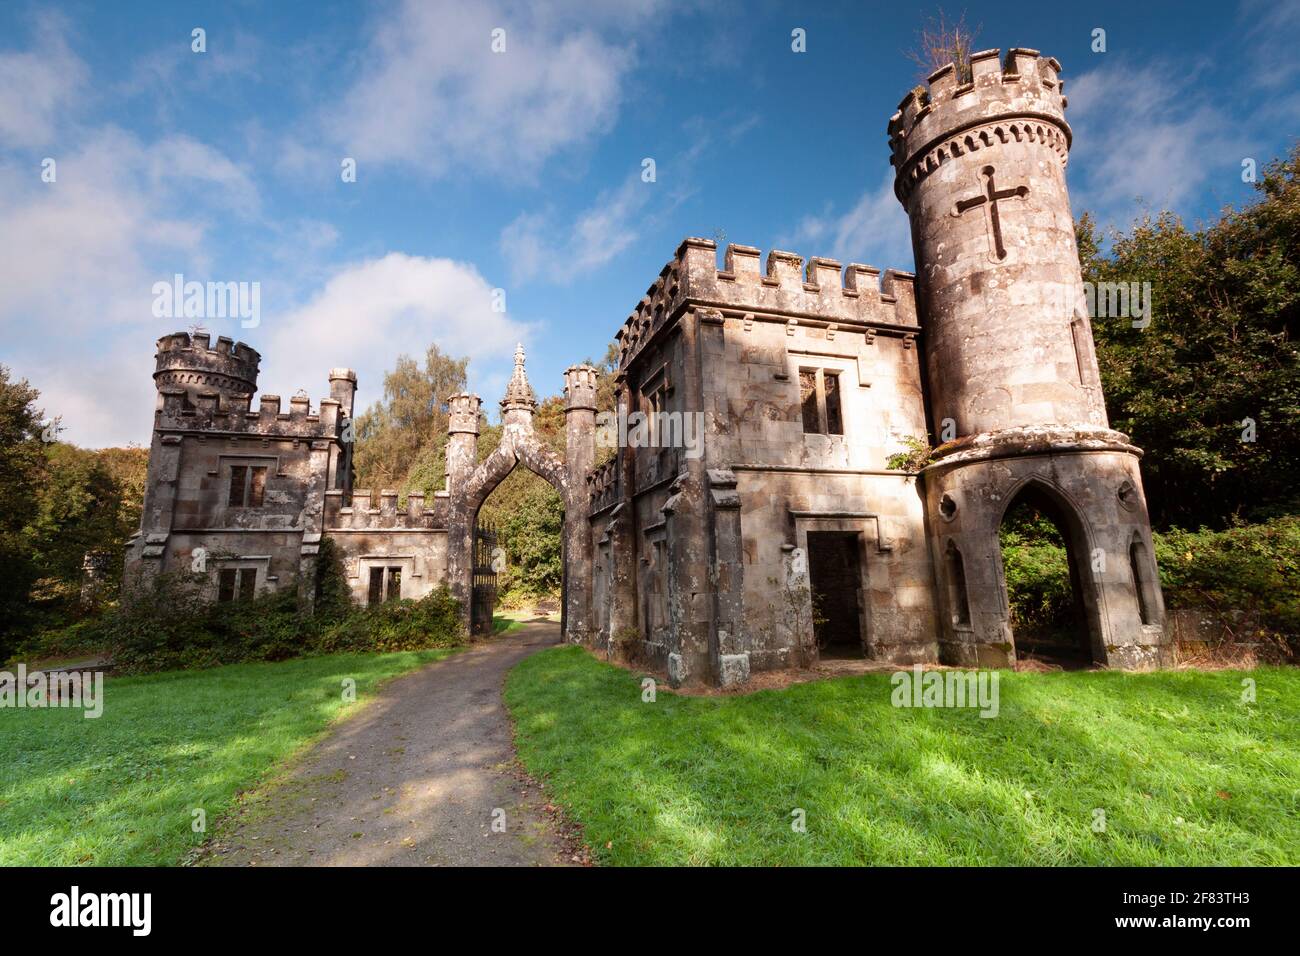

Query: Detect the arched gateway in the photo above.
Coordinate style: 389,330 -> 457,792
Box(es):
444,345 -> 598,641
126,46 -> 1172,690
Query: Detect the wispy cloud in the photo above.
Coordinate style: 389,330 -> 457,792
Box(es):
0,11 -> 88,147
781,171 -> 914,271
322,0 -> 654,181
1066,58 -> 1255,228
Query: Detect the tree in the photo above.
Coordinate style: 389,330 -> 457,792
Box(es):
1079,145 -> 1300,529
352,344 -> 468,492
0,367 -> 47,656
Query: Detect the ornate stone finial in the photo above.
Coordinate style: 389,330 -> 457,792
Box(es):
501,341 -> 536,410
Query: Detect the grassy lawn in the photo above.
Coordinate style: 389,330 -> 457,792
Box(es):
0,649 -> 457,866
505,647 -> 1300,865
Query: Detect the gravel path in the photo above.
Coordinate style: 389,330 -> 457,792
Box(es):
205,622 -> 574,867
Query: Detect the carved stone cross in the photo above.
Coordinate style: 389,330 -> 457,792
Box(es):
952,165 -> 1029,261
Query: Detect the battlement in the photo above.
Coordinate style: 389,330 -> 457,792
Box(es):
564,365 -> 599,411
447,393 -> 483,435
614,237 -> 918,370
586,457 -> 620,514
887,48 -> 1070,203
324,488 -> 448,531
154,330 -> 261,398
155,386 -> 349,441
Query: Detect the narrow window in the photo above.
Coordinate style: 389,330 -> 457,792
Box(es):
1129,538 -> 1154,625
248,466 -> 267,507
217,568 -> 238,603
238,568 -> 257,601
368,567 -> 384,605
228,465 -> 247,506
799,369 -> 819,433
386,567 -> 402,601
824,371 -> 843,435
946,542 -> 971,627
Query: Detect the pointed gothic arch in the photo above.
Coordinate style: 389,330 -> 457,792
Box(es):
995,476 -> 1106,665
444,345 -> 596,638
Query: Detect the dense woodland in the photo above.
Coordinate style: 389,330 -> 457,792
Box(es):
1,147 -> 1296,663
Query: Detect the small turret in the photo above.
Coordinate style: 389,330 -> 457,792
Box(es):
153,330 -> 260,408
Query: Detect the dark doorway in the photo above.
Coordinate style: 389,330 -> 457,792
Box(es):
807,531 -> 864,658
998,484 -> 1098,667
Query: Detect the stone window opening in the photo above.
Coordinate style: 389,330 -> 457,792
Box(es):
944,541 -> 971,628
799,367 -> 845,436
228,464 -> 267,507
367,565 -> 402,604
1129,535 -> 1157,626
217,567 -> 257,602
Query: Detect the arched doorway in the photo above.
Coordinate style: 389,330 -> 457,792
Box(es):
997,480 -> 1103,667
444,346 -> 596,640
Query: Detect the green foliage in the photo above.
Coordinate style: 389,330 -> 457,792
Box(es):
0,648 -> 456,865
0,367 -> 47,657
1154,517 -> 1300,644
352,344 -> 468,492
999,504 -> 1074,637
92,571 -> 465,675
886,435 -> 934,472
1000,512 -> 1300,646
1080,146 -> 1300,529
507,647 -> 1300,865
495,483 -> 564,600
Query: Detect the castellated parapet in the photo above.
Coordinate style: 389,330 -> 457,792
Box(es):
154,331 -> 261,405
615,237 -> 918,372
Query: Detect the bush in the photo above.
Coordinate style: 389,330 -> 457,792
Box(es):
1000,514 -> 1300,651
92,570 -> 465,675
1154,516 -> 1300,646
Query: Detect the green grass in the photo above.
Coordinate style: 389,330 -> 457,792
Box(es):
505,647 -> 1300,865
0,649 -> 457,865
493,615 -> 525,634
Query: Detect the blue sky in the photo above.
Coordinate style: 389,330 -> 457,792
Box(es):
1,0 -> 1297,447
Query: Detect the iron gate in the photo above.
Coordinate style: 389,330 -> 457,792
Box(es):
471,522 -> 499,635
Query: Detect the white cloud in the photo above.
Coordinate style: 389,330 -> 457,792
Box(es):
0,12 -> 88,147
257,253 -> 533,413
1066,60 -> 1254,227
501,176 -> 652,284
327,0 -> 639,178
783,171 -> 914,271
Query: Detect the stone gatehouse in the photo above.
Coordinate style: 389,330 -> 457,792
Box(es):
125,46 -> 1170,686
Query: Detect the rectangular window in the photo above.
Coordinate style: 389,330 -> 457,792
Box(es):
218,567 -> 256,602
386,567 -> 401,601
228,464 -> 268,507
799,367 -> 847,436
824,372 -> 843,435
228,465 -> 247,507
248,466 -> 266,506
368,567 -> 384,605
218,568 -> 238,602
799,369 -> 819,433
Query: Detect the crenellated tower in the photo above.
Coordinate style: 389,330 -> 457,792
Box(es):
153,331 -> 260,408
889,48 -> 1167,669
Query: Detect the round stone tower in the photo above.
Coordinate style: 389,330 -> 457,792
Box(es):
889,48 -> 1168,670
153,330 -> 260,407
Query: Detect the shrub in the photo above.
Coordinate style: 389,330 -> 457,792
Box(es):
94,570 -> 465,675
1154,516 -> 1300,648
